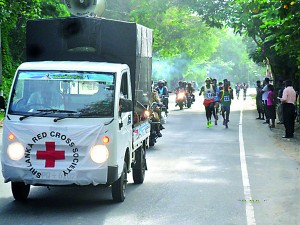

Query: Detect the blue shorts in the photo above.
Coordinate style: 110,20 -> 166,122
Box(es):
221,105 -> 230,111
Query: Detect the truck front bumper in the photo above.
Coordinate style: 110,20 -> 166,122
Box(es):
2,163 -> 118,186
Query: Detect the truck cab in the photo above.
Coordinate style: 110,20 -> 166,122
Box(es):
1,61 -> 150,202
1,17 -> 153,202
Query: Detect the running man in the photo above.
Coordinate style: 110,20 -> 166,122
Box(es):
212,78 -> 221,124
199,78 -> 216,128
219,80 -> 234,128
235,83 -> 241,100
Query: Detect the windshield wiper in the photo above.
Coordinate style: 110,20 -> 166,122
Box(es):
20,109 -> 78,121
19,111 -> 52,121
53,110 -> 79,122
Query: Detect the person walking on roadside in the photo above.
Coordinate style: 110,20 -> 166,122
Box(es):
279,80 -> 297,138
267,84 -> 276,128
255,80 -> 264,120
262,77 -> 270,124
276,80 -> 285,124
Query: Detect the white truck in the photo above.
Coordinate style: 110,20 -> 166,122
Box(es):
0,17 -> 153,202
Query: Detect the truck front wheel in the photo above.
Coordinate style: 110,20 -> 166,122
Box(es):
11,182 -> 30,201
111,161 -> 128,202
133,146 -> 146,184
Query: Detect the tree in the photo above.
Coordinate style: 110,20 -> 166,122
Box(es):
125,0 -> 221,87
0,0 -> 69,97
182,0 -> 300,85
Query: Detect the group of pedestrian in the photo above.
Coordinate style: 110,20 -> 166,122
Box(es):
199,78 -> 233,128
256,77 -> 297,138
235,82 -> 248,100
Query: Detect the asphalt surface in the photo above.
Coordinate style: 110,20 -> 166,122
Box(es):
0,89 -> 299,225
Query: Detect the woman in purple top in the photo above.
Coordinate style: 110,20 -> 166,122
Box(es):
267,84 -> 276,128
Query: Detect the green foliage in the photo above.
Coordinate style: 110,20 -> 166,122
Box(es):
3,0 -> 296,95
184,0 -> 300,82
123,0 -> 223,87
128,0 -> 219,60
0,0 -> 69,98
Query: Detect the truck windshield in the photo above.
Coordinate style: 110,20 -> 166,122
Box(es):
8,70 -> 115,118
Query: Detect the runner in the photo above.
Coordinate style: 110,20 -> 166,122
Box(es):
219,80 -> 234,128
242,82 -> 248,100
212,78 -> 221,125
235,83 -> 241,99
199,78 -> 216,128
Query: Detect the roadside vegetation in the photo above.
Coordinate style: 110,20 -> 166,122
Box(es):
1,0 -> 299,94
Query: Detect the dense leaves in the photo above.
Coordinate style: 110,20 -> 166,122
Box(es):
1,0 -> 299,95
182,0 -> 300,84
106,0 -> 261,87
0,0 -> 69,98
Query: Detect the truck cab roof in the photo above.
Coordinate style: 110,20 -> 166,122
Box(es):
17,61 -> 128,73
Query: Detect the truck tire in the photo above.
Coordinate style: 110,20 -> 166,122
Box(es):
11,182 -> 30,201
133,146 -> 146,184
111,161 -> 127,202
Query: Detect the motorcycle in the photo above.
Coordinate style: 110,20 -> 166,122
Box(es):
160,95 -> 168,123
176,91 -> 186,110
186,92 -> 193,108
148,102 -> 163,146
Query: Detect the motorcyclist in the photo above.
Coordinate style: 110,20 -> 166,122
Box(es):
155,80 -> 169,111
182,81 -> 187,90
150,89 -> 164,137
175,81 -> 186,107
186,82 -> 195,103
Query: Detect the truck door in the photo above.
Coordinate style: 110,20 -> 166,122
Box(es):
118,71 -> 132,150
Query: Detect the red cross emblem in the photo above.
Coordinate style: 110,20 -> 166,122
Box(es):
36,142 -> 65,168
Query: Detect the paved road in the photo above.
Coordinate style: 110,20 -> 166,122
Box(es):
0,90 -> 299,225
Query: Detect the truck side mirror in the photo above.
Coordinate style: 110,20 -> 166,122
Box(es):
119,98 -> 133,113
0,96 -> 6,111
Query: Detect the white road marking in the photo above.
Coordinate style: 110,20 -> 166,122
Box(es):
239,105 -> 256,225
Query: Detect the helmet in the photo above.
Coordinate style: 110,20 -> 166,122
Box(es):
205,77 -> 210,81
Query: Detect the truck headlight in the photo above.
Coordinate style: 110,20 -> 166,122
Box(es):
90,145 -> 109,163
7,142 -> 25,161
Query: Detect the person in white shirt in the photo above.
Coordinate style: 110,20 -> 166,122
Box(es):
261,77 -> 270,124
